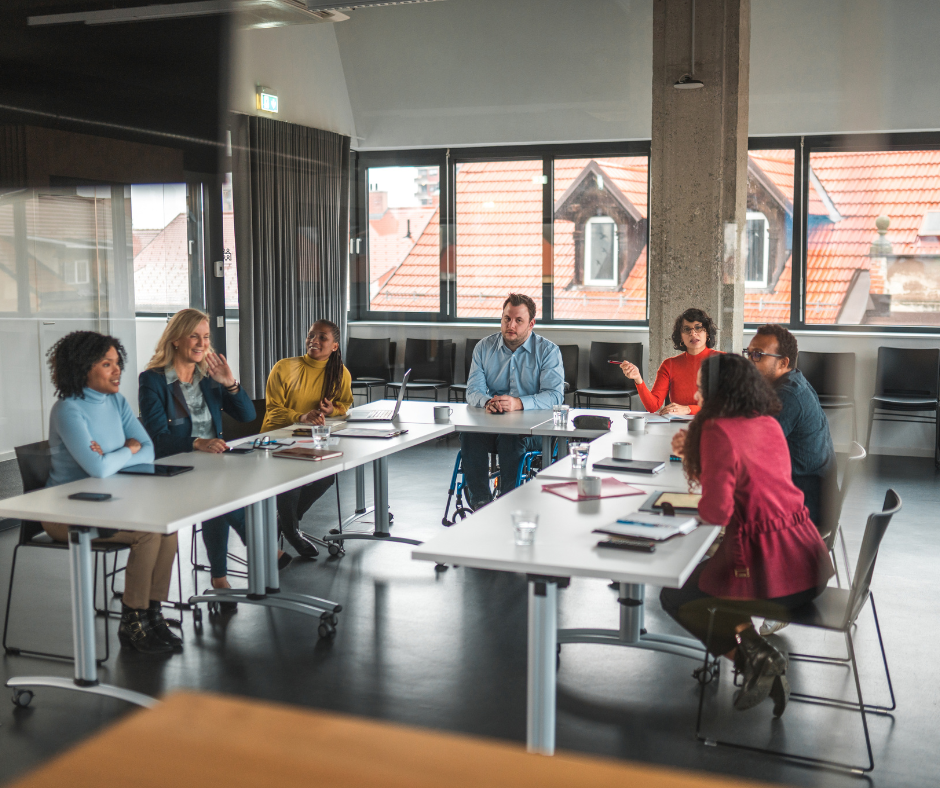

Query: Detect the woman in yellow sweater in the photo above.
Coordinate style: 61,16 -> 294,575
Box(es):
261,320 -> 353,558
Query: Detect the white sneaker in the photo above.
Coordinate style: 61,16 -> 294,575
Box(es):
759,619 -> 789,636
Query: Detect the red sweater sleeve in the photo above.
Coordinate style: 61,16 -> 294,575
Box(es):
697,421 -> 737,526
636,358 -> 673,412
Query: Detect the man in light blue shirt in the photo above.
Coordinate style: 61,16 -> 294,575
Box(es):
461,293 -> 564,509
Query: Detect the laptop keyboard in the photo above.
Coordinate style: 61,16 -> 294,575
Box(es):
361,410 -> 392,419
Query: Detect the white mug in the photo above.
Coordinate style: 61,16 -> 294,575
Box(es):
577,475 -> 602,497
612,441 -> 633,460
434,406 -> 453,422
627,416 -> 647,433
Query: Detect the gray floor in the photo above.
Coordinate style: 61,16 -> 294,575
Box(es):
0,439 -> 935,787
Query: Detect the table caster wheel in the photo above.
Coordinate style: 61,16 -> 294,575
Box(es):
328,542 -> 344,557
435,563 -> 449,571
193,607 -> 203,624
208,601 -> 221,616
329,613 -> 339,626
693,661 -> 720,685
318,622 -> 337,639
12,689 -> 33,708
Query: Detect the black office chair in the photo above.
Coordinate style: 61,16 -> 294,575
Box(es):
798,351 -> 857,441
449,338 -> 482,403
347,337 -> 394,403
386,339 -> 455,402
574,342 -> 642,408
695,489 -> 900,774
865,347 -> 940,467
3,441 -> 128,664
220,398 -> 267,442
558,344 -> 579,399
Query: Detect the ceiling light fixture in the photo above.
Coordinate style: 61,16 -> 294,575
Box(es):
674,0 -> 704,90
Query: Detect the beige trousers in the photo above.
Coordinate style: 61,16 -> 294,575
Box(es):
42,523 -> 178,611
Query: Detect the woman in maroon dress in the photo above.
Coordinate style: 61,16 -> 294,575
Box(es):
661,353 -> 833,717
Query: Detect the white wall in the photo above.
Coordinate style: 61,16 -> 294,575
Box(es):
135,317 -> 241,384
229,23 -> 357,139
227,0 -> 940,149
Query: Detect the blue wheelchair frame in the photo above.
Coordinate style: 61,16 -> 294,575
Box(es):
442,441 -> 558,526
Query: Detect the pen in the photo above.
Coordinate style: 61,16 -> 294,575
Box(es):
607,360 -> 623,365
615,518 -> 659,527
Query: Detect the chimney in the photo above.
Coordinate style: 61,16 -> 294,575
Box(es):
369,191 -> 388,219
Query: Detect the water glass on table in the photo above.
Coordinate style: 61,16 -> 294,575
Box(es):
511,510 -> 539,546
552,403 -> 570,427
570,442 -> 590,473
312,425 -> 330,449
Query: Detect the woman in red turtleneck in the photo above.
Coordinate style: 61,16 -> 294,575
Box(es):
620,307 -> 721,415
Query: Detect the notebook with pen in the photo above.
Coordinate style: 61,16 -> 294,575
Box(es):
594,512 -> 698,541
272,447 -> 343,462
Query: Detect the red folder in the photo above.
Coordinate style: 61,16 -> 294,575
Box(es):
541,477 -> 646,501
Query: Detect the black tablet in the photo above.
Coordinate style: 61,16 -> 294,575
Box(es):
118,464 -> 194,477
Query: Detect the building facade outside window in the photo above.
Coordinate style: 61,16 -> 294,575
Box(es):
745,210 -> 770,288
584,216 -> 618,286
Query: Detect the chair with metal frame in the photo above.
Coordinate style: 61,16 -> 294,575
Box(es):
347,337 -> 394,404
449,338 -> 482,403
798,350 -> 858,441
574,342 -> 642,408
386,339 -> 455,402
558,344 -> 579,401
823,441 -> 867,586
3,441 -> 128,665
865,346 -> 940,467
694,489 -> 901,775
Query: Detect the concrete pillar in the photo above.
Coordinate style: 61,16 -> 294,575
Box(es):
648,0 -> 750,372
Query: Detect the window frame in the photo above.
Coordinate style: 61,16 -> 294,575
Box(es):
349,131 -> 940,334
744,210 -> 770,288
583,216 -> 619,287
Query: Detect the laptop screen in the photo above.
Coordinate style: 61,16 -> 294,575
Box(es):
391,368 -> 411,417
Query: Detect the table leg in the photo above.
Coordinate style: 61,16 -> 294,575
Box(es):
246,501 -> 266,600
6,527 -> 157,709
323,457 -> 421,548
263,497 -> 279,594
541,436 -> 552,466
355,464 -> 367,514
527,577 -> 558,755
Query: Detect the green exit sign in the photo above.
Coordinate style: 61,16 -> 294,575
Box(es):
256,86 -> 278,114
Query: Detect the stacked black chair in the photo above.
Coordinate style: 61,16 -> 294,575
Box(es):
449,338 -> 482,403
865,347 -> 940,466
696,489 -> 901,774
220,398 -> 267,442
574,342 -> 643,408
798,350 -> 858,441
3,441 -> 128,664
347,338 -> 395,404
386,339 -> 455,402
559,344 -> 580,398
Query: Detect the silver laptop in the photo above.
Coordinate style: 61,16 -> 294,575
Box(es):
346,369 -> 411,422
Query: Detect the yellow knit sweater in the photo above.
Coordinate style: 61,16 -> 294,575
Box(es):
261,355 -> 353,431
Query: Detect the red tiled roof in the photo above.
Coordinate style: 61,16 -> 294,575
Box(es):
368,206 -> 436,290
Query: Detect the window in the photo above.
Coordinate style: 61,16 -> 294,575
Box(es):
745,211 -> 769,287
552,156 -> 648,322
63,259 -> 90,285
919,210 -> 940,237
222,172 -> 238,310
454,160 -> 543,318
131,183 -> 193,314
584,217 -> 618,285
806,148 -> 940,326
366,165 -> 440,313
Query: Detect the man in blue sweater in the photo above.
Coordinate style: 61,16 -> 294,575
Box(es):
745,324 -> 836,533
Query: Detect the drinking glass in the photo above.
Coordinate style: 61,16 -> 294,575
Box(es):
552,404 -> 570,427
511,510 -> 539,546
312,425 -> 330,449
570,442 -> 590,471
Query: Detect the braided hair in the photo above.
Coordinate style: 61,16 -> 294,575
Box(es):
315,320 -> 345,403
47,331 -> 127,400
682,353 -> 780,486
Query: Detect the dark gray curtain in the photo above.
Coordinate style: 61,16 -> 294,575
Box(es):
231,113 -> 350,398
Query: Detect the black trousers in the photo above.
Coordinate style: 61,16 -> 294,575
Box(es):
660,562 -> 822,656
276,475 -> 335,535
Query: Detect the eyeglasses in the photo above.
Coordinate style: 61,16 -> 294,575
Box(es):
680,324 -> 706,335
741,349 -> 785,362
252,437 -> 295,450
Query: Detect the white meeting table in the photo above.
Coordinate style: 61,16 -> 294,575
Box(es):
412,433 -> 717,756
0,421 -> 450,710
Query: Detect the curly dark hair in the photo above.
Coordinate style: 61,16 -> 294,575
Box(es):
755,324 -> 798,369
47,331 -> 127,400
683,353 -> 781,484
671,308 -> 717,351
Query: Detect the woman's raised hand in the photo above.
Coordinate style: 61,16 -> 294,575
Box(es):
205,352 -> 236,388
619,361 -> 643,383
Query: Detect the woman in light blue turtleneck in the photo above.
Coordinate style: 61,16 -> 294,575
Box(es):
44,331 -> 181,656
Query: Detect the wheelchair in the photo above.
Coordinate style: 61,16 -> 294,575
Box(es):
441,441 -> 558,526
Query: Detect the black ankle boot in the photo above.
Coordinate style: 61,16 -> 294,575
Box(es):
278,515 -> 319,558
769,674 -> 790,717
733,626 -> 788,712
118,605 -> 172,655
147,601 -> 183,650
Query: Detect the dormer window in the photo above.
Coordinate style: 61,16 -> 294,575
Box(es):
584,216 -> 618,286
745,210 -> 770,288
918,210 -> 940,237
